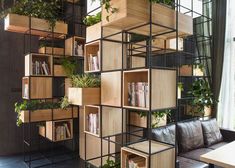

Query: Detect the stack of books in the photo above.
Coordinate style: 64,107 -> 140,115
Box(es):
32,61 -> 50,75
126,155 -> 145,168
88,52 -> 100,71
55,123 -> 71,141
87,113 -> 99,135
128,82 -> 149,108
74,40 -> 83,56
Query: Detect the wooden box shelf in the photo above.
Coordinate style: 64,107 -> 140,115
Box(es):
42,119 -> 73,142
68,87 -> 101,106
129,111 -> 166,128
25,53 -> 53,76
4,13 -> 68,38
179,65 -> 204,76
22,76 -> 52,99
20,107 -> 78,123
84,41 -> 100,73
121,141 -> 175,168
84,105 -> 100,137
84,106 -> 125,137
65,36 -> 85,56
101,71 -> 122,107
102,1 -> 193,38
54,65 -> 66,77
123,68 -> 177,110
39,47 -> 65,56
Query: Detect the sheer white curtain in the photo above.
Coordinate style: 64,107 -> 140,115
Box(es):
217,0 -> 235,129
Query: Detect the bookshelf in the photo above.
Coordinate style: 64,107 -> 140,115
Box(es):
39,119 -> 73,142
84,41 -> 100,73
25,53 -> 53,76
121,141 -> 175,168
65,36 -> 85,56
22,77 -> 52,99
123,68 -> 177,110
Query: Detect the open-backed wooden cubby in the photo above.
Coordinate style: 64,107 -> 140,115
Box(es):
20,107 -> 78,123
25,53 -> 53,76
84,105 -> 100,137
84,41 -> 100,73
102,1 -> 193,38
101,71 -> 122,107
65,36 -> 85,56
39,119 -> 73,142
179,65 -> 204,76
123,68 -> 177,110
39,47 -> 65,56
121,141 -> 175,168
84,105 -> 126,138
4,13 -> 67,38
22,77 -> 52,99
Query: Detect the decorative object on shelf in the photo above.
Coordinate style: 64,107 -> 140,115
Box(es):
178,82 -> 184,99
187,78 -> 215,116
137,109 -> 171,128
65,36 -> 85,56
68,74 -> 101,105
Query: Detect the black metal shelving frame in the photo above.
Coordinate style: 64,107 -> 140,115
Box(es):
83,0 -> 213,168
19,0 -> 86,167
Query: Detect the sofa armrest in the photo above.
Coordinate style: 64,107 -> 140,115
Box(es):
220,128 -> 235,142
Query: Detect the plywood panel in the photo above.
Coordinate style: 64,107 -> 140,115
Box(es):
101,71 -> 121,107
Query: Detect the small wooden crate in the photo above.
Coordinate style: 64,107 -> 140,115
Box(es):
54,65 -> 66,77
68,87 -> 101,105
25,53 -> 53,76
179,65 -> 204,76
22,77 -> 52,99
123,68 -> 177,110
102,0 -> 193,38
4,13 -> 68,38
101,71 -> 122,107
65,36 -> 85,56
84,41 -> 100,73
121,141 -> 175,168
129,112 -> 167,128
39,47 -> 65,56
46,119 -> 73,142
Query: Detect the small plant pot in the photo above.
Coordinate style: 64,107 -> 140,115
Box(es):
68,87 -> 101,105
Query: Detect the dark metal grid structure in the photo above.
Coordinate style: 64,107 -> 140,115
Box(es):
84,0 -> 212,168
18,0 -> 86,167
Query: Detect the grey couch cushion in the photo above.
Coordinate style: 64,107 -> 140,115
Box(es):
208,142 -> 228,150
178,120 -> 204,152
179,148 -> 213,161
201,119 -> 223,146
151,124 -> 175,145
177,156 -> 208,168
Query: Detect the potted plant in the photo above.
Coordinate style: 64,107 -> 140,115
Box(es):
178,82 -> 184,99
187,78 -> 215,117
68,74 -> 101,105
15,99 -> 76,126
130,110 -> 171,128
4,0 -> 67,36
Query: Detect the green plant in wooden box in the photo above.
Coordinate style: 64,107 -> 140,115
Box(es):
15,100 -> 61,126
187,78 -> 215,116
101,158 -> 120,168
83,12 -> 101,26
61,57 -> 78,77
68,74 -> 101,105
150,0 -> 173,6
137,110 -> 171,128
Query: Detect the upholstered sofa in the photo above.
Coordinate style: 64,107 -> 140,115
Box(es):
151,119 -> 235,168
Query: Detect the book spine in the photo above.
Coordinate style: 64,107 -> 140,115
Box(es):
145,82 -> 149,108
131,82 -> 136,106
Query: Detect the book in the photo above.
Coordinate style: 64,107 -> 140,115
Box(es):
42,62 -> 48,75
144,83 -> 149,108
56,126 -> 61,141
64,123 -> 71,138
